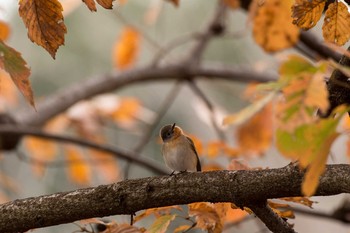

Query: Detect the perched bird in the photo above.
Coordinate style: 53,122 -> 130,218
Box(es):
159,123 -> 201,173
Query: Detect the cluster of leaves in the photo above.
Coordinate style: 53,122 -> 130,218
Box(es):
73,197 -> 314,233
224,55 -> 350,196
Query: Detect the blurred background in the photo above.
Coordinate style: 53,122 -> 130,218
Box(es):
0,0 -> 349,232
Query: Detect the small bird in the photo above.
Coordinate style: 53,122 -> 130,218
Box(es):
159,123 -> 201,173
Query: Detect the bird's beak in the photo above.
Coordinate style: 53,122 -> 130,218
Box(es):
171,123 -> 176,131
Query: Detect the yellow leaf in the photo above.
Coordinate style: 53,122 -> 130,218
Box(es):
134,206 -> 182,223
223,91 -> 277,126
19,0 -> 67,58
252,0 -> 300,52
146,214 -> 176,233
112,98 -> 141,125
236,103 -> 273,155
113,27 -> 140,70
302,131 -> 338,196
0,21 -> 10,41
322,1 -> 350,46
106,223 -> 144,233
304,72 -> 329,114
65,146 -> 91,185
24,136 -> 58,177
0,41 -> 34,108
174,225 -> 191,233
188,203 -> 222,233
292,0 -> 325,29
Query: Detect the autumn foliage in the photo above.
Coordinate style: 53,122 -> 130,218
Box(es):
0,0 -> 350,232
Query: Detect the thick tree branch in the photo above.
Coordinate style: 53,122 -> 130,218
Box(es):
15,65 -> 277,126
1,164 -> 349,233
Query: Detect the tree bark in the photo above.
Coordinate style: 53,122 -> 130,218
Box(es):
0,163 -> 349,233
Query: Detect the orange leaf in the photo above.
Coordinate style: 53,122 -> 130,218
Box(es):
186,134 -> 203,156
202,163 -> 224,171
280,197 -> 315,208
223,0 -> 240,9
236,103 -> 273,156
0,21 -> 10,41
188,203 -> 222,233
292,0 -> 325,29
0,40 -> 34,108
252,0 -> 299,52
65,146 -> 91,185
113,27 -> 140,70
322,1 -> 350,46
88,149 -> 120,183
19,0 -> 67,58
24,136 -> 58,176
0,71 -> 18,107
214,202 -> 247,225
112,98 -> 141,125
206,141 -> 226,158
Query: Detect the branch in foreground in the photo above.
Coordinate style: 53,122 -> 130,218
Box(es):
1,164 -> 349,233
248,201 -> 296,233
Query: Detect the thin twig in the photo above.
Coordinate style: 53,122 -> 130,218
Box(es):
113,10 -> 161,51
187,80 -> 226,141
0,126 -> 168,175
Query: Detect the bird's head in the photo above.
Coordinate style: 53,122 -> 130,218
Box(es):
160,123 -> 183,142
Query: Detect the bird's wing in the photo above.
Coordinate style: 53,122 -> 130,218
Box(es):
186,136 -> 201,171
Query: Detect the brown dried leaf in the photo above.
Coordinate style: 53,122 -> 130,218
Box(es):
0,41 -> 34,107
166,0 -> 179,7
82,0 -> 97,11
188,203 -> 222,233
96,0 -> 114,9
253,0 -> 299,52
322,1 -> 350,46
19,0 -> 67,59
292,0 -> 325,29
223,0 -> 240,9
